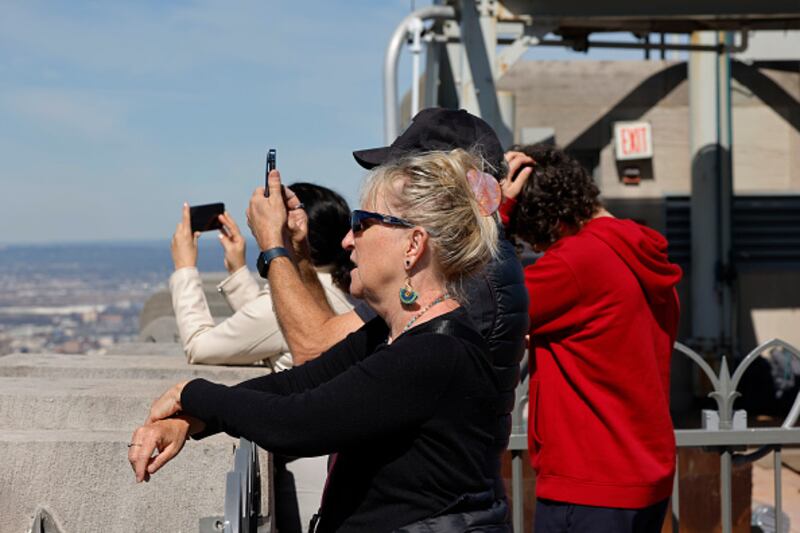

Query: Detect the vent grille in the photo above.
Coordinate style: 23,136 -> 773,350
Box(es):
733,196 -> 800,267
665,196 -> 691,265
665,195 -> 800,269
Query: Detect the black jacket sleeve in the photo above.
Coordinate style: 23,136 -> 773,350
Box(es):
181,332 -> 459,457
232,317 -> 386,395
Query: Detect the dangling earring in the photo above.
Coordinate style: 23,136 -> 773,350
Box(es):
400,259 -> 418,305
400,277 -> 419,305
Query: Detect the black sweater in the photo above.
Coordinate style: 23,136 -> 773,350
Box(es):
181,308 -> 504,532
353,233 -> 529,500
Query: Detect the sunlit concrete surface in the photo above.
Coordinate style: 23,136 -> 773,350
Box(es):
0,350 -> 269,533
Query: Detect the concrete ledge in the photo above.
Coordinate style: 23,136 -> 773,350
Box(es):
0,377 -> 245,430
104,342 -> 185,356
0,430 -> 237,533
0,353 -> 267,381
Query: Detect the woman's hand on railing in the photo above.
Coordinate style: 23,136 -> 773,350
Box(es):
128,415 -> 203,483
146,381 -> 189,425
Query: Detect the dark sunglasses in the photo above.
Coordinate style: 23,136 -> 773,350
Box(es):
350,210 -> 415,233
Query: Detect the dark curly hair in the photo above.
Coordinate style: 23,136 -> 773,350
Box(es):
506,145 -> 602,248
288,182 -> 354,293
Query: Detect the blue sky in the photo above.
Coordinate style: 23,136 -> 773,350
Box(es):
0,0 -> 650,244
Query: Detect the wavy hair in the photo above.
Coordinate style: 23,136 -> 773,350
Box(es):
506,145 -> 601,248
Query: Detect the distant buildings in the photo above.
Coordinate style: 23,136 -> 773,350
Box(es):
0,302 -> 143,355
0,253 -> 168,356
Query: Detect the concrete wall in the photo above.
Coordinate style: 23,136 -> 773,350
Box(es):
497,59 -> 800,198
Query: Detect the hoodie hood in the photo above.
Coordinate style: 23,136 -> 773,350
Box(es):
581,217 -> 682,305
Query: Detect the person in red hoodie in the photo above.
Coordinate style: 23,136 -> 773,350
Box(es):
500,145 -> 682,532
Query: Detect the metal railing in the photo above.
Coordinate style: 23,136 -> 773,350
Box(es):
508,338 -> 800,533
201,438 -> 266,533
29,507 -> 64,533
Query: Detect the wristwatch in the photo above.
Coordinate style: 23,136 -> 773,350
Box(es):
256,247 -> 290,279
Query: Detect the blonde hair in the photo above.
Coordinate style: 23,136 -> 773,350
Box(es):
361,149 -> 499,297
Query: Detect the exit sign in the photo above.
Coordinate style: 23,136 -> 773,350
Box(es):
614,121 -> 653,160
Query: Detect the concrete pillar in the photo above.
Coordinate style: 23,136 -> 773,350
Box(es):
688,32 -> 723,349
718,32 -> 735,355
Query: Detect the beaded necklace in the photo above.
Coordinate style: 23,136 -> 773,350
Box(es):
388,293 -> 451,344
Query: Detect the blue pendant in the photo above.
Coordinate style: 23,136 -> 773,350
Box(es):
399,286 -> 419,305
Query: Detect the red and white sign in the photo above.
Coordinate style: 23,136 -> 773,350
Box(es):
614,121 -> 653,160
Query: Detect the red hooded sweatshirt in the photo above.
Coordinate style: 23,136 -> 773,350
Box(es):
526,216 -> 682,508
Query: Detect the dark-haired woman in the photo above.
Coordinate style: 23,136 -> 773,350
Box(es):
169,182 -> 355,369
500,146 -> 681,533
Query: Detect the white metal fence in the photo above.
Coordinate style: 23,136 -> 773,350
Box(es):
509,339 -> 800,533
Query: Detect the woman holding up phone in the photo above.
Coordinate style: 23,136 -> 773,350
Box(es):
169,183 -> 355,532
169,183 -> 355,369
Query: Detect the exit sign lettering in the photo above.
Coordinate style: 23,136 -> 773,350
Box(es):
614,121 -> 653,160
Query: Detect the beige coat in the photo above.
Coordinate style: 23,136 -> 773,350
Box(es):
169,265 -> 354,369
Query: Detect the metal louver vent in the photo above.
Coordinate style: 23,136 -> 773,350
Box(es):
665,195 -> 800,269
665,196 -> 691,265
733,196 -> 800,267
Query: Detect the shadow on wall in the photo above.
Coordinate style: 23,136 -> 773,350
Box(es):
735,272 -> 800,416
732,60 -> 800,135
563,60 -> 800,172
737,272 -> 800,351
565,62 -> 688,163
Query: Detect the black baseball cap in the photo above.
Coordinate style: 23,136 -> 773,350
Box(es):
352,107 -> 505,177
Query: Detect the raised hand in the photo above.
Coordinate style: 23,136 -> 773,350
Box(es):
171,203 -> 200,270
501,151 -> 536,201
284,185 -> 309,256
218,212 -> 246,273
247,169 -> 287,252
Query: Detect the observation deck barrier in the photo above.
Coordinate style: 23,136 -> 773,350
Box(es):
200,438 -> 273,533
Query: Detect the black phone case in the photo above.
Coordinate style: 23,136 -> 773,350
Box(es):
190,203 -> 225,233
265,149 -> 276,197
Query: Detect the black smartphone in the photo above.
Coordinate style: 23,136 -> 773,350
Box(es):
190,203 -> 225,233
264,148 -> 276,197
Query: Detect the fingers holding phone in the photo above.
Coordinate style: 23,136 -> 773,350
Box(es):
267,169 -> 283,199
247,169 -> 289,251
284,185 -> 309,252
171,203 -> 200,270
218,211 -> 246,273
